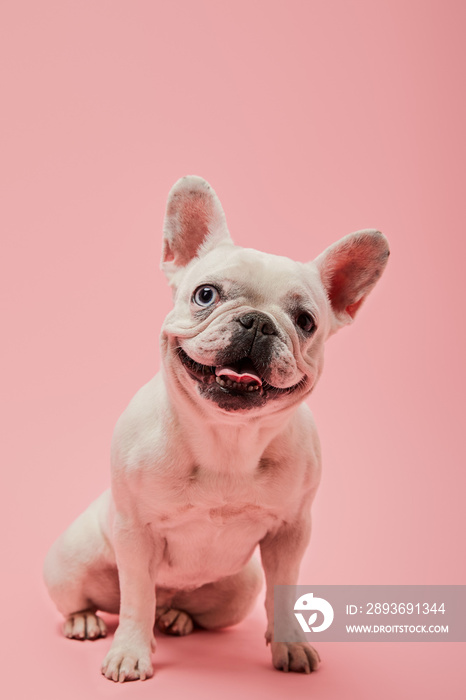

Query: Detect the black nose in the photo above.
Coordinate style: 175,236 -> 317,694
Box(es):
238,312 -> 277,336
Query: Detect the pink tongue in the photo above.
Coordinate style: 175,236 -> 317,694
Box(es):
215,366 -> 262,386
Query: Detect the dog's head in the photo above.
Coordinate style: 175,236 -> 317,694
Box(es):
160,176 -> 389,417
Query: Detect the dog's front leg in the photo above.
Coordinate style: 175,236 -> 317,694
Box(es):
101,512 -> 161,682
260,513 -> 320,674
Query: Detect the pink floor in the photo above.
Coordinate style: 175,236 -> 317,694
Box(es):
13,582 -> 466,698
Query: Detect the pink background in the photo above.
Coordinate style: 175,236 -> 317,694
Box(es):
1,1 -> 465,697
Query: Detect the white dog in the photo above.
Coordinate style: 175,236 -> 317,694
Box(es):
44,176 -> 389,681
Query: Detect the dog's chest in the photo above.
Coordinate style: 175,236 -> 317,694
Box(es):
156,463 -> 289,528
142,462 -> 298,588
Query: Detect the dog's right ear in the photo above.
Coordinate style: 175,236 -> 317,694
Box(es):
161,176 -> 233,285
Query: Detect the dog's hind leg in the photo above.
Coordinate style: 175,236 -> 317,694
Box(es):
43,490 -> 120,639
161,555 -> 263,633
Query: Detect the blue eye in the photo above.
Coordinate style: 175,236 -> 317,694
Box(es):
193,285 -> 219,307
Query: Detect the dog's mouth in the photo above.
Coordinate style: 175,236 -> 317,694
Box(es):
177,347 -> 304,397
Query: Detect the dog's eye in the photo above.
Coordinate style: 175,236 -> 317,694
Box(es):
193,285 -> 219,307
296,312 -> 316,334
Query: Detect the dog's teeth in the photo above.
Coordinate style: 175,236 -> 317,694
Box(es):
215,374 -> 262,393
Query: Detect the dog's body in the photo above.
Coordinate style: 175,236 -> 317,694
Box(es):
44,176 -> 389,681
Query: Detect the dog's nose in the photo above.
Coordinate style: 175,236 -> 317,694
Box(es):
238,312 -> 277,336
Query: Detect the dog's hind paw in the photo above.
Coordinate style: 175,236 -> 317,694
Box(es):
63,609 -> 107,640
155,607 -> 194,636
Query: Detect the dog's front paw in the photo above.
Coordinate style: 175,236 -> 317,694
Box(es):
270,641 -> 320,674
101,643 -> 154,682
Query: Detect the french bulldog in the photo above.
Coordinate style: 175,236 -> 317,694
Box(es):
43,176 -> 389,681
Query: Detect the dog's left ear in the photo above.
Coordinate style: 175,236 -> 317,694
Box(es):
161,176 -> 233,285
314,229 -> 390,330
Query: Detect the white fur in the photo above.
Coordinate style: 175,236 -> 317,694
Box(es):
44,176 -> 389,681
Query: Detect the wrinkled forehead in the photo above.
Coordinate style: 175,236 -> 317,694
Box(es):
178,245 -> 327,309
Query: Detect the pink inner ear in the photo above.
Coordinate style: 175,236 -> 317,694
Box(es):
326,264 -> 364,316
162,177 -> 232,277
320,232 -> 389,320
165,192 -> 212,267
345,296 -> 365,319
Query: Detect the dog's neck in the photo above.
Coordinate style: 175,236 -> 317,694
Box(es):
162,370 -> 298,474
185,415 -> 293,474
